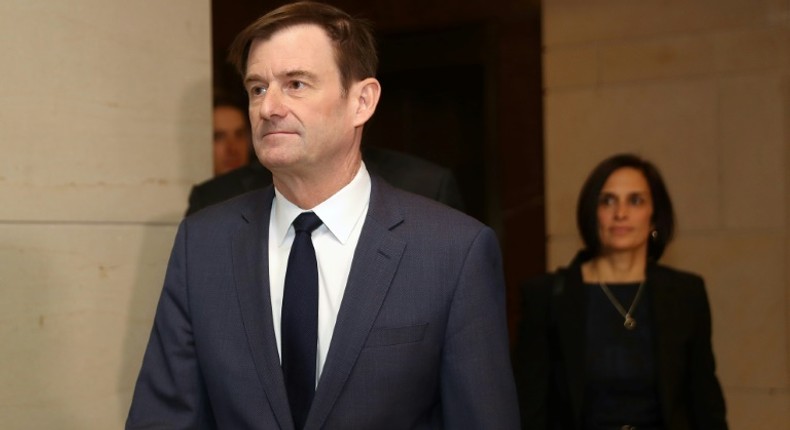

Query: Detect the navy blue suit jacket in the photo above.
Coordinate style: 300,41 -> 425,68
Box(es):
127,175 -> 519,429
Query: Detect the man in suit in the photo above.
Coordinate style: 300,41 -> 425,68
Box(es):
127,2 -> 519,429
186,146 -> 465,216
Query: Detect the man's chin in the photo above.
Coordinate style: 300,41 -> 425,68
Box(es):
258,155 -> 298,172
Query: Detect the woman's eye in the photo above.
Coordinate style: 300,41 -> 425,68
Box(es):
628,195 -> 645,205
599,195 -> 616,206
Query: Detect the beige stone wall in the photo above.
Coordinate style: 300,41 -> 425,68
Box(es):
543,0 -> 790,428
0,2 -> 211,428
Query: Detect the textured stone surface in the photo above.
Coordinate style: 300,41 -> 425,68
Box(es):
0,2 -> 210,428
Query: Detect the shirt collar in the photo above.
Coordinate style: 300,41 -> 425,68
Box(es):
272,162 -> 371,246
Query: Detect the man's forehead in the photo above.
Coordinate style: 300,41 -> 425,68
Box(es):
245,25 -> 338,78
247,24 -> 332,58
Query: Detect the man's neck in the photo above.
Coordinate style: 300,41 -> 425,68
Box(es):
272,156 -> 363,210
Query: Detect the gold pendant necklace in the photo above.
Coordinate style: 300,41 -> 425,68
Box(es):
598,280 -> 645,330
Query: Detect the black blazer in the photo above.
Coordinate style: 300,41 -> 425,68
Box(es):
186,146 -> 464,215
513,253 -> 728,430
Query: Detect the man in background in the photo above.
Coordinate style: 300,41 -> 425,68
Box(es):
193,90 -> 464,216
212,93 -> 252,176
188,144 -> 465,215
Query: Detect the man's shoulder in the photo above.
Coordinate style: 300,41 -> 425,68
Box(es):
372,177 -> 485,238
376,177 -> 467,215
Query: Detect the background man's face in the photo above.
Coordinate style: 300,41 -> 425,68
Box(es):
213,105 -> 251,176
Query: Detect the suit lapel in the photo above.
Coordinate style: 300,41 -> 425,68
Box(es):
231,187 -> 294,430
305,177 -> 406,429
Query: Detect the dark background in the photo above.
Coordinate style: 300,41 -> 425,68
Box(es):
212,0 -> 544,343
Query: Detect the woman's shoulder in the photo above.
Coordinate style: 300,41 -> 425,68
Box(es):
650,263 -> 706,288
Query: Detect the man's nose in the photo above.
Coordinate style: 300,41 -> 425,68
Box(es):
257,87 -> 286,119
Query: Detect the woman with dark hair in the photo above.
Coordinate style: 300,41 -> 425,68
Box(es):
513,153 -> 728,430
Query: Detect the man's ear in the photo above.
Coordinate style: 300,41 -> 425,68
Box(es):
352,77 -> 381,127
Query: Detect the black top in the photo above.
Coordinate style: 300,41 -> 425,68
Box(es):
583,282 -> 663,430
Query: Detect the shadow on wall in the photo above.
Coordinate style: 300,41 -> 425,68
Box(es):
117,77 -> 211,424
116,218 -> 179,425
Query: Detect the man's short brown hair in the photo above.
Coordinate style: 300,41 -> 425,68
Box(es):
228,1 -> 378,93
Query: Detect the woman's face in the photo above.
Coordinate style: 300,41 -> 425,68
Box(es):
596,167 -> 654,256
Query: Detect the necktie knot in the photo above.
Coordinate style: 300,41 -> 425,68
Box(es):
293,212 -> 322,234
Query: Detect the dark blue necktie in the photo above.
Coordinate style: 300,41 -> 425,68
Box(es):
281,212 -> 323,430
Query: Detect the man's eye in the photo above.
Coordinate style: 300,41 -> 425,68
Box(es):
288,81 -> 305,90
249,86 -> 267,96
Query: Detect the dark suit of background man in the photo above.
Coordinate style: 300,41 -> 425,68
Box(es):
127,1 -> 519,429
187,146 -> 465,216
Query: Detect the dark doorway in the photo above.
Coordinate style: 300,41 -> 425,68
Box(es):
367,25 -> 490,222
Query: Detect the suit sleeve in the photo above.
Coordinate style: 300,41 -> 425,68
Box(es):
512,274 -> 553,429
439,227 -> 520,429
688,277 -> 728,429
126,220 -> 216,429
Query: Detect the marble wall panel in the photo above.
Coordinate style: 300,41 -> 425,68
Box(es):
598,36 -> 714,83
0,1 -> 212,224
662,233 -> 787,388
543,0 -> 771,47
0,222 -> 177,429
545,81 -> 719,236
724,388 -> 790,429
0,1 -> 210,429
719,74 -> 788,231
543,46 -> 599,89
714,27 -> 790,73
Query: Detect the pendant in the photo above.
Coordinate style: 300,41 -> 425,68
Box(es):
624,314 -> 637,330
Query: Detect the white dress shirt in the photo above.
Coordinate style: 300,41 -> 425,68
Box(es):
268,163 -> 371,384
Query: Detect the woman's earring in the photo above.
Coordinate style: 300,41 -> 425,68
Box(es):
651,229 -> 658,240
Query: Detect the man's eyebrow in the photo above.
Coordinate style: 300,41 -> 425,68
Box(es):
283,69 -> 318,81
243,69 -> 318,86
243,73 -> 265,86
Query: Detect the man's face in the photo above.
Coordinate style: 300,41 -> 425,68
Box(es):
213,105 -> 251,176
243,24 -> 359,177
